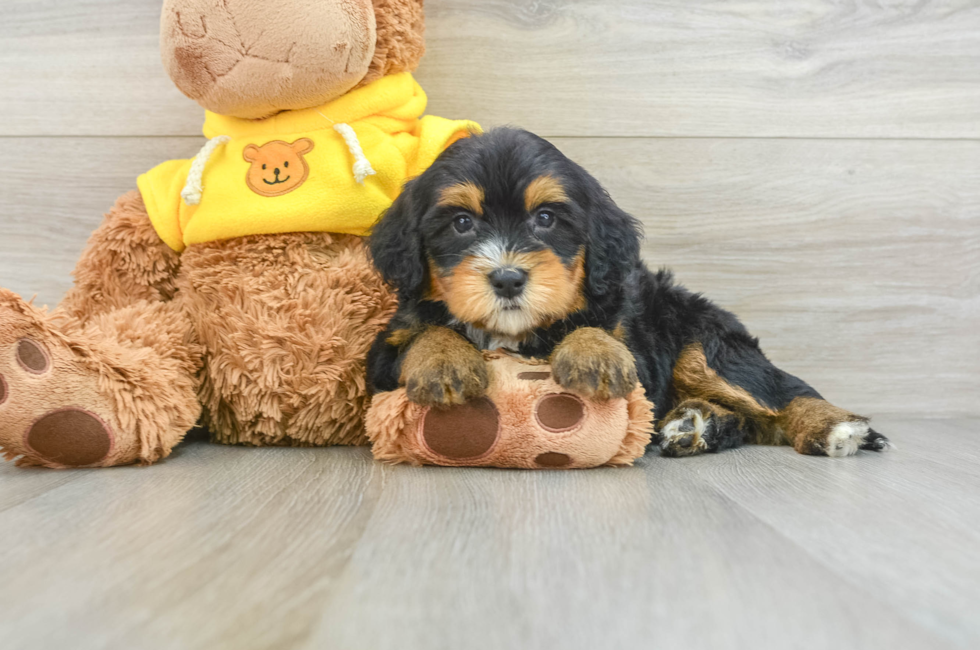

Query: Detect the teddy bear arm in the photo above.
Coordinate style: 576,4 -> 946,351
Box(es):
57,190 -> 182,326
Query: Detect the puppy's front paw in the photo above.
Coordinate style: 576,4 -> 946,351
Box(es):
551,327 -> 637,401
404,355 -> 489,407
400,328 -> 489,407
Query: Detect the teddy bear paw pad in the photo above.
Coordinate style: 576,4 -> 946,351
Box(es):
534,393 -> 585,433
26,408 -> 113,467
535,452 -> 572,468
16,338 -> 51,374
421,397 -> 500,460
0,300 -> 129,468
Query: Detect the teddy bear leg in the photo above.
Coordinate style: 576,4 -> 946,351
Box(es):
0,191 -> 201,468
0,293 -> 203,468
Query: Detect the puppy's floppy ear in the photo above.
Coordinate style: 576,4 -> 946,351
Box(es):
369,178 -> 428,299
584,178 -> 643,297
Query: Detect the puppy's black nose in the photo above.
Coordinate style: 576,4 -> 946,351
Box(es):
488,268 -> 528,299
274,168 -> 281,176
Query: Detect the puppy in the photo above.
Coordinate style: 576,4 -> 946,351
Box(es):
367,128 -> 890,457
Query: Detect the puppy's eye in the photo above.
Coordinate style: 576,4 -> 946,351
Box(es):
453,213 -> 474,234
262,164 -> 267,170
534,210 -> 556,229
284,161 -> 289,168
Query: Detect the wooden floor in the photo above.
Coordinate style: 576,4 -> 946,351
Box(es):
0,417 -> 976,650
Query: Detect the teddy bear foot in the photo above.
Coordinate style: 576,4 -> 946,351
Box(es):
0,293 -> 125,467
0,290 -> 199,468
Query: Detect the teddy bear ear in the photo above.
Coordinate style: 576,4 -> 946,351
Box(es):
291,138 -> 315,155
242,144 -> 261,162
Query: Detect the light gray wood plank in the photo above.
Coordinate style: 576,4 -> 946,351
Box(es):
420,0 -> 980,139
0,468 -> 87,514
0,0 -> 194,137
304,443 -> 946,650
874,417 -> 980,476
1,422 -> 977,650
1,136 -> 975,416
1,1 -> 979,138
694,417 -> 980,647
0,137 -> 204,307
0,444 -> 383,650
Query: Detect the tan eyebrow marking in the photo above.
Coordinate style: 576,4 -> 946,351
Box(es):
438,182 -> 485,215
524,174 -> 568,212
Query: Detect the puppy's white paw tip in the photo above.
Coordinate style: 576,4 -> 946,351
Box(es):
826,421 -> 872,457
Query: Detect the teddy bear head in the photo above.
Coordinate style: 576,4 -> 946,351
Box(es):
160,0 -> 426,119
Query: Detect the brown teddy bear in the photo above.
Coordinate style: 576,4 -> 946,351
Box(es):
0,0 -> 477,468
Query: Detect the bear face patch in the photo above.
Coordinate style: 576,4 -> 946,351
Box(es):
243,138 -> 314,197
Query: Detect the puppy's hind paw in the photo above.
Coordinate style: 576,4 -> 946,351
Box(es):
658,408 -> 709,458
820,421 -> 892,457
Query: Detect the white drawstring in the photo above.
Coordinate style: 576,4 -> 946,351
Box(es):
181,135 -> 231,205
333,123 -> 376,184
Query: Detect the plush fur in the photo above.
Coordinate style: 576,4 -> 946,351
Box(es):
0,285 -> 202,468
180,231 -> 394,447
0,1 -> 425,468
367,128 -> 892,458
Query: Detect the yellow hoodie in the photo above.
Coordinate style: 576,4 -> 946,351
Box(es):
137,73 -> 480,252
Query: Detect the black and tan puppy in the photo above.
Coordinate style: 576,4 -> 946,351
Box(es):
367,128 -> 890,458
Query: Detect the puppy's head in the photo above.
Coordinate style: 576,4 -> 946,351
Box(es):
370,128 -> 642,339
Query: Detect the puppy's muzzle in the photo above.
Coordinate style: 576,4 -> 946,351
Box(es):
488,267 -> 528,299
